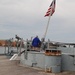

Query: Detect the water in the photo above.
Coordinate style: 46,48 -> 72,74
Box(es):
0,46 -> 18,54
0,47 -> 5,54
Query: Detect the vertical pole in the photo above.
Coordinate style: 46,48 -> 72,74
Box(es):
44,15 -> 51,39
4,40 -> 7,54
19,38 -> 23,56
43,9 -> 52,39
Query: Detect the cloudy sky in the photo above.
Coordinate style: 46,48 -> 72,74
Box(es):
0,0 -> 75,43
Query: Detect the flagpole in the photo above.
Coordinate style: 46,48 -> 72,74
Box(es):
43,9 -> 52,39
43,0 -> 56,39
43,15 -> 51,39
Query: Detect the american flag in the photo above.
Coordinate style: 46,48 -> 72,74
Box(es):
44,0 -> 56,17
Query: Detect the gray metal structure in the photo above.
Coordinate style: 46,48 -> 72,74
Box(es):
58,47 -> 75,71
19,39 -> 75,73
45,54 -> 61,73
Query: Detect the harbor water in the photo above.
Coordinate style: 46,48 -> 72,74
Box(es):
0,46 -> 17,55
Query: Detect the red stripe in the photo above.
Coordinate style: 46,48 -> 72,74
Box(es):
44,0 -> 56,17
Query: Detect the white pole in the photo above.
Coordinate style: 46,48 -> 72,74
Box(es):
43,8 -> 52,39
43,15 -> 51,39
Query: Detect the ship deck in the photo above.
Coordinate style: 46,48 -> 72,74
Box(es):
0,55 -> 75,75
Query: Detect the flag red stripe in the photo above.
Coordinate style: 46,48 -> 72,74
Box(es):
44,0 -> 56,17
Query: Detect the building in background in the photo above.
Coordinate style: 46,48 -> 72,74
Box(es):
0,40 -> 17,47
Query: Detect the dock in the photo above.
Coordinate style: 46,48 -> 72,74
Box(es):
0,55 -> 75,75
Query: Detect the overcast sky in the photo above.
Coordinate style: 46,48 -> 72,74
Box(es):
0,0 -> 75,43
